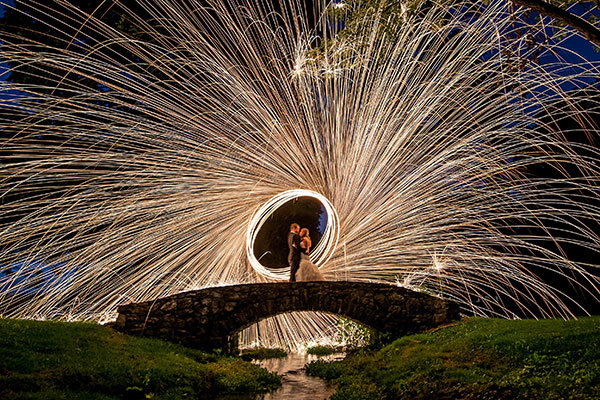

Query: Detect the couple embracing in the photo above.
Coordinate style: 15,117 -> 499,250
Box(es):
287,223 -> 325,282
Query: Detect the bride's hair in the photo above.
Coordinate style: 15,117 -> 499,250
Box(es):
300,228 -> 311,248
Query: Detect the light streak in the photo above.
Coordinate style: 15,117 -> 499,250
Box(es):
0,0 -> 599,348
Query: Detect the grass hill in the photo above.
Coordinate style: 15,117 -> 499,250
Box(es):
0,318 -> 279,400
3,315 -> 599,399
307,316 -> 600,400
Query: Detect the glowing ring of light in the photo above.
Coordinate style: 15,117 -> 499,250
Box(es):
246,189 -> 339,280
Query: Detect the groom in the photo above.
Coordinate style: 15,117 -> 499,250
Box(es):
288,223 -> 301,282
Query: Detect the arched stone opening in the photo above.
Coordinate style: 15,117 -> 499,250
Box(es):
233,310 -> 376,353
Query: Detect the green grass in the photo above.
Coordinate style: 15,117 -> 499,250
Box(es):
306,345 -> 346,356
306,316 -> 600,400
240,347 -> 287,359
0,318 -> 280,400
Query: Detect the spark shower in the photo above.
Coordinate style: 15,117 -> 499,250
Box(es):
1,0 -> 600,348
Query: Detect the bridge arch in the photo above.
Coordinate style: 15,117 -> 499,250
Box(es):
114,282 -> 460,351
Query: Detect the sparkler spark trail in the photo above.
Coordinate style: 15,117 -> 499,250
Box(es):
1,0 -> 600,348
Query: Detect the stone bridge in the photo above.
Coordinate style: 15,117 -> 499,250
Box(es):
114,281 -> 460,351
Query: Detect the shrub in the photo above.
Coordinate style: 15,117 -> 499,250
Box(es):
306,345 -> 346,356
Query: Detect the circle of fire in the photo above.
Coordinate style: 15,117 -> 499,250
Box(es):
246,189 -> 340,280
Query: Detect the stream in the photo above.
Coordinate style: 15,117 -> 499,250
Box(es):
217,352 -> 344,400
255,353 -> 344,400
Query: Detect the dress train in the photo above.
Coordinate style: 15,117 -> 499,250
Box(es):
296,253 -> 325,281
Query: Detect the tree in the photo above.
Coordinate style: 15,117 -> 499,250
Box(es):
324,0 -> 599,53
510,0 -> 600,48
0,0 -> 150,93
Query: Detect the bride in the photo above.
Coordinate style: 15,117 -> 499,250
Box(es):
296,228 -> 326,281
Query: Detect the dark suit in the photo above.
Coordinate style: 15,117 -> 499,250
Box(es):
287,231 -> 301,281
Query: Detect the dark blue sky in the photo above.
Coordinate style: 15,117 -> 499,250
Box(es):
549,3 -> 600,64
0,0 -> 13,17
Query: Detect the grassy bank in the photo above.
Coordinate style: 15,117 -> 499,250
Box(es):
306,316 -> 600,400
0,318 -> 280,400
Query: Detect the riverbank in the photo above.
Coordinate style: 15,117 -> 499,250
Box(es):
306,316 -> 600,400
5,316 -> 599,399
0,318 -> 279,399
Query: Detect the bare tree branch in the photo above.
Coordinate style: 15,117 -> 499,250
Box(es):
511,0 -> 600,48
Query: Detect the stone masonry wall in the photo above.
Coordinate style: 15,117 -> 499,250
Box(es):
114,281 -> 460,351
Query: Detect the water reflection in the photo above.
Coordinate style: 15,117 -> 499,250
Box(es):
255,353 -> 344,400
216,352 -> 344,400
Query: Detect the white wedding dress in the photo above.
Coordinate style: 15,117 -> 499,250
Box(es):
296,252 -> 325,281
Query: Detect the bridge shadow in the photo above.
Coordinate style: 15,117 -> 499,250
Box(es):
114,281 -> 460,351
